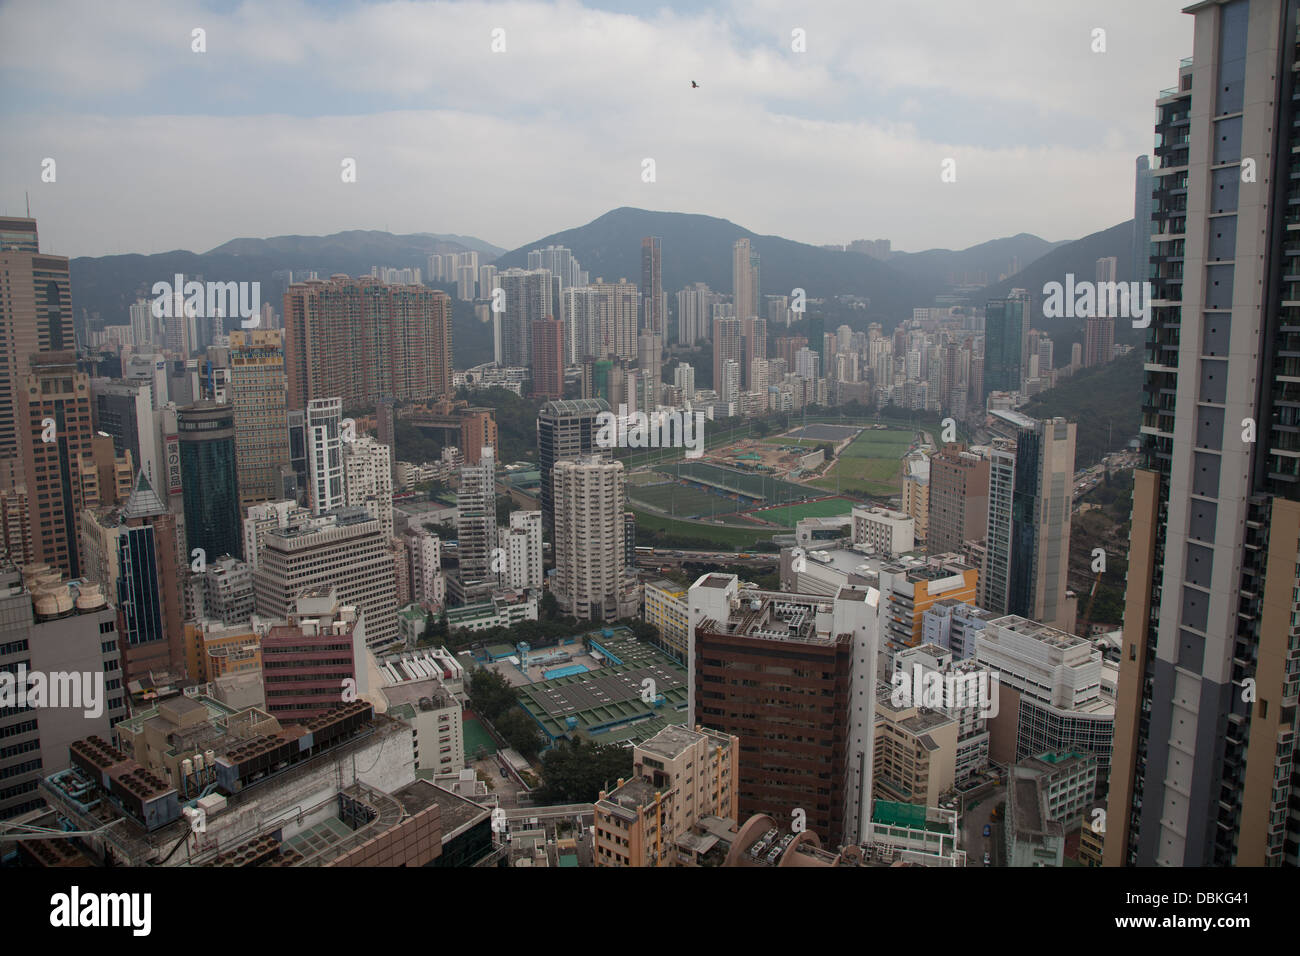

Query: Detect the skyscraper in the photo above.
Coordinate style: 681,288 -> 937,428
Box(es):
20,351 -> 96,578
178,401 -> 242,561
928,445 -> 990,555
983,292 -> 1029,400
1006,415 -> 1076,632
537,398 -> 610,541
1108,2 -> 1300,867
676,282 -> 719,347
740,317 -> 767,391
0,218 -> 73,492
688,575 -> 879,847
229,329 -> 291,508
283,275 -> 452,410
252,509 -> 398,651
637,331 -> 662,411
496,268 -> 551,368
530,316 -> 566,399
0,563 -> 126,820
553,456 -> 629,622
712,317 -> 743,395
92,379 -> 161,491
588,278 -> 639,362
115,471 -> 185,681
502,508 -> 543,591
673,363 -> 696,403
455,446 -> 497,605
343,436 -> 394,541
640,237 -> 663,334
1133,154 -> 1154,282
306,397 -> 345,515
732,239 -> 757,320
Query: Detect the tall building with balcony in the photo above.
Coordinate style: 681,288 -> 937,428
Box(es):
501,508 -> 542,591
593,724 -> 739,867
282,275 -> 452,410
1108,0 -> 1300,867
453,447 -> 496,606
553,456 -> 632,622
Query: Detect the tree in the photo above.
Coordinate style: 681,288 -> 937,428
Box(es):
467,668 -> 517,723
536,739 -> 635,804
539,590 -> 560,621
495,708 -> 543,761
425,521 -> 457,540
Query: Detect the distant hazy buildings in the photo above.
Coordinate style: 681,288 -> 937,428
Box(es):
530,316 -> 566,400
676,282 -> 719,346
640,237 -> 663,335
1133,154 -> 1153,282
732,239 -> 760,321
983,291 -> 1030,402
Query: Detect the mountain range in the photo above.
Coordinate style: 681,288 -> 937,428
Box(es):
68,209 -> 1136,364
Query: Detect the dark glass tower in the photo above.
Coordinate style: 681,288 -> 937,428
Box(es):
179,401 -> 242,560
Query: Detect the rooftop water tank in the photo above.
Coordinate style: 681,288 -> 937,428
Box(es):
75,583 -> 107,611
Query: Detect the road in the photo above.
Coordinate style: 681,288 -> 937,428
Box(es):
957,778 -> 1006,867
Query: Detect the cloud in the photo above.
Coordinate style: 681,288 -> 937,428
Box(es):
0,0 -> 1192,258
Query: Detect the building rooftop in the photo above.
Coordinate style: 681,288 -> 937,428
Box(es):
987,614 -> 1088,650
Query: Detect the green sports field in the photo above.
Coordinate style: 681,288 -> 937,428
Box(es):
811,428 -> 915,497
628,482 -> 747,518
632,509 -> 776,548
748,497 -> 856,527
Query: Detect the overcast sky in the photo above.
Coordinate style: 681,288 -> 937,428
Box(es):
0,0 -> 1193,260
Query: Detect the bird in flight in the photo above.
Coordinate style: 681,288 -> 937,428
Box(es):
691,81 -> 699,89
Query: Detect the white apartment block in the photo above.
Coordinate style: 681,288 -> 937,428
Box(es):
502,509 -> 543,591
242,499 -> 312,571
306,397 -> 346,515
405,527 -> 445,609
553,456 -> 633,622
851,505 -> 915,559
344,435 -> 394,540
252,509 -> 399,651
